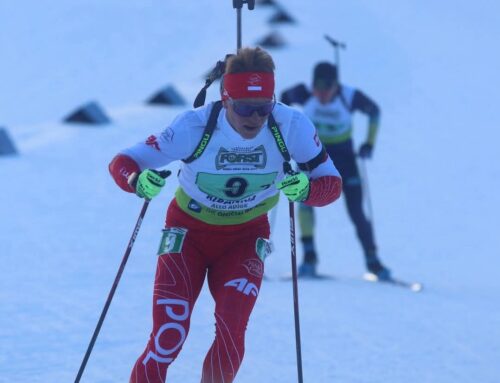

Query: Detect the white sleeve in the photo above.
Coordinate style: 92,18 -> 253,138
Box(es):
286,110 -> 340,179
121,110 -> 207,170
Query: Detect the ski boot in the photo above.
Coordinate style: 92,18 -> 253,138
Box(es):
298,250 -> 318,278
365,256 -> 391,281
298,262 -> 317,278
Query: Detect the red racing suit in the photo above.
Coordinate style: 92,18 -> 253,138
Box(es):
109,101 -> 342,382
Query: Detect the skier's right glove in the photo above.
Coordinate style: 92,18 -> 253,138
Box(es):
129,169 -> 170,200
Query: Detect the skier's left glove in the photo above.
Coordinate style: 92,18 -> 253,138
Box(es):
358,142 -> 373,159
276,172 -> 310,202
129,169 -> 170,200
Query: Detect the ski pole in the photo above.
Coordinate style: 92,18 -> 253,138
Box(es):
283,162 -> 304,383
358,158 -> 375,227
267,204 -> 279,253
232,0 -> 255,51
193,0 -> 254,107
74,170 -> 170,383
324,34 -> 346,78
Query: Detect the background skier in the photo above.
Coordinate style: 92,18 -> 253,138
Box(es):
281,61 -> 390,279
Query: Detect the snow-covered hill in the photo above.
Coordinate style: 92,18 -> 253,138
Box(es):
1,1 -> 499,382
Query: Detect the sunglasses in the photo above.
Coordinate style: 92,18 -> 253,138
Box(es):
229,98 -> 276,117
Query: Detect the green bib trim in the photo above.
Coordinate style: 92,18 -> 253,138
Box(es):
317,128 -> 352,144
175,187 -> 279,225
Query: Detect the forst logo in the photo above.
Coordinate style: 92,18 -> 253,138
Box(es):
216,146 -> 267,170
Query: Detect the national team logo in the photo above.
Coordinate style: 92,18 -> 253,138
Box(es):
142,298 -> 190,365
248,73 -> 262,85
243,259 -> 264,278
247,74 -> 263,91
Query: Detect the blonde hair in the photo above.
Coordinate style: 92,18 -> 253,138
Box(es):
225,47 -> 275,74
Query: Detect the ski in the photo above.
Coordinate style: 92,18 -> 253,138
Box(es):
280,273 -> 335,281
363,273 -> 423,292
263,273 -> 335,282
267,273 -> 423,292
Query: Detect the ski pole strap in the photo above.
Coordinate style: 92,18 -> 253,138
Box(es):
183,101 -> 223,164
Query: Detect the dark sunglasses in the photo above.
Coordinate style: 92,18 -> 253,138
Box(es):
229,98 -> 276,117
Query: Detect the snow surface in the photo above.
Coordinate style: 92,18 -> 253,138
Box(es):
1,1 -> 500,382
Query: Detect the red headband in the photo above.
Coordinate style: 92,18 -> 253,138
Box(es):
222,72 -> 275,100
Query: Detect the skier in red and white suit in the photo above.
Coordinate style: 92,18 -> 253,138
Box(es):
109,47 -> 342,383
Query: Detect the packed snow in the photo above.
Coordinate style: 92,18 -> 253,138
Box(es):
1,1 -> 499,382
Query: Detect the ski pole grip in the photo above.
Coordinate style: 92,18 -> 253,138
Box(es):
232,0 -> 255,10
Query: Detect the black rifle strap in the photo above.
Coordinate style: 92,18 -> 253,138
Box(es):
182,101 -> 223,164
267,113 -> 291,162
183,101 -> 291,164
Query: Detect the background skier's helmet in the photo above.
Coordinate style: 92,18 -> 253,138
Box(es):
313,62 -> 338,90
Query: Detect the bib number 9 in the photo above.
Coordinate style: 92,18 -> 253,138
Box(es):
224,177 -> 249,198
196,172 -> 278,201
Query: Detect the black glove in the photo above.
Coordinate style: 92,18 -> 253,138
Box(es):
358,143 -> 373,159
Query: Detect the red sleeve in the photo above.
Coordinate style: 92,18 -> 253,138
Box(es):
303,175 -> 342,207
108,154 -> 141,193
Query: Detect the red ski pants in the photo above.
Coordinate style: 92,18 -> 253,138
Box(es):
130,200 -> 270,383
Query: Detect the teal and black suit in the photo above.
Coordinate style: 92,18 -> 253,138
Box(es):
281,83 -> 380,264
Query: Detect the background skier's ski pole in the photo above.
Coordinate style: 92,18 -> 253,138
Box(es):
284,162 -> 304,383
324,34 -> 346,77
74,170 -> 170,383
358,158 -> 375,227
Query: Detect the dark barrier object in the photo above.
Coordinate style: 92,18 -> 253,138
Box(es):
257,0 -> 278,6
256,31 -> 287,48
64,101 -> 111,125
269,9 -> 296,24
146,85 -> 187,106
0,127 -> 18,155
